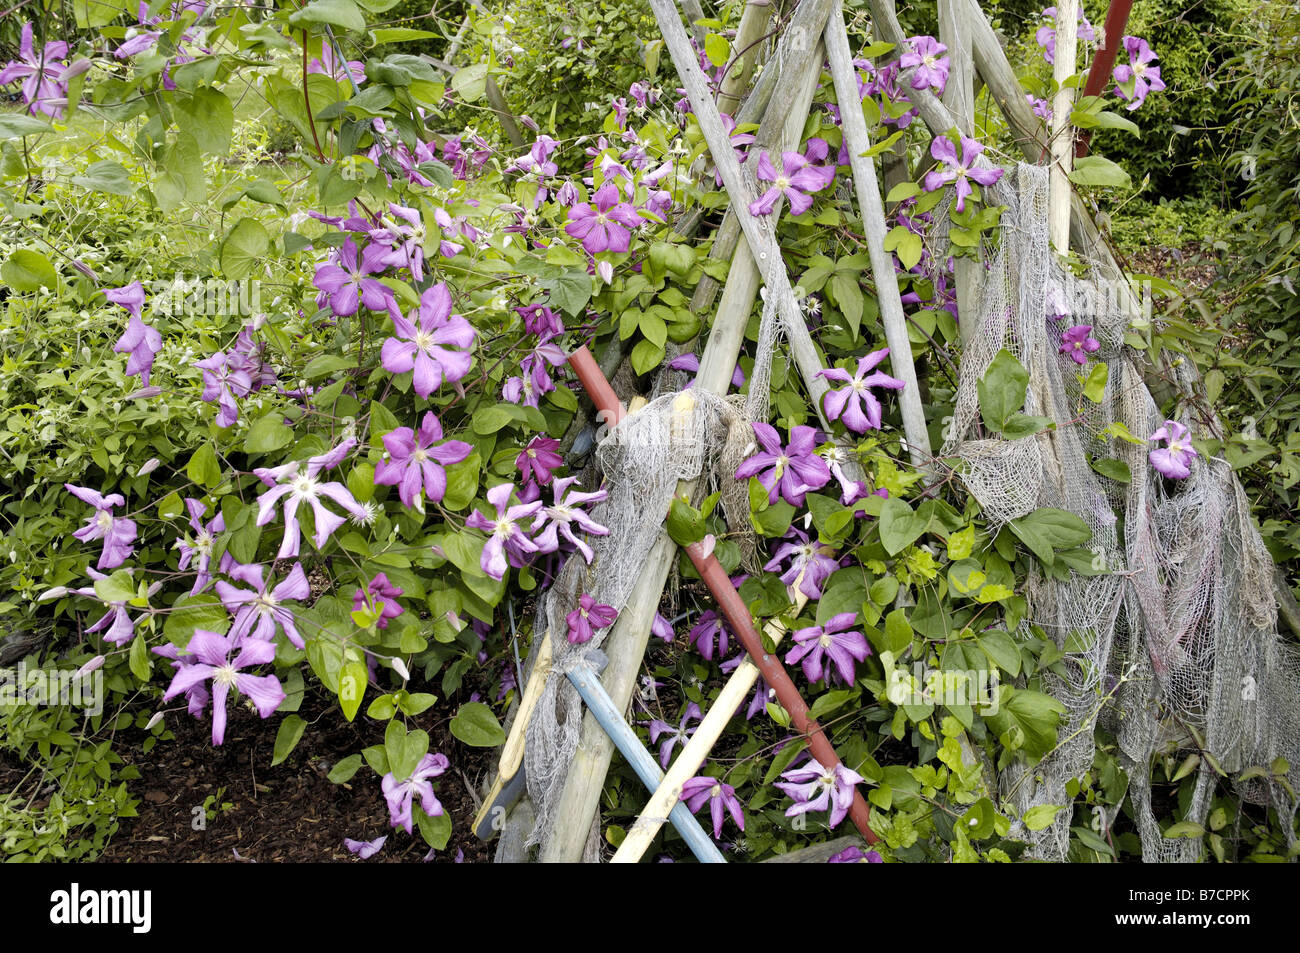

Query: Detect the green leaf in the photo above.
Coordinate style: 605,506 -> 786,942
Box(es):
1090,457 -> 1131,483
243,415 -> 293,454
1068,155 -> 1133,189
1000,413 -> 1053,440
0,115 -> 54,140
175,87 -> 233,155
704,33 -> 730,68
327,753 -> 363,783
1009,507 -> 1092,570
829,272 -> 864,338
977,629 -> 1022,677
1,249 -> 57,293
1023,804 -> 1064,831
631,339 -> 665,376
339,659 -> 368,721
450,63 -> 489,102
155,133 -> 205,212
302,353 -> 357,380
186,443 -> 222,488
978,349 -> 1028,431
289,0 -> 366,32
984,687 -> 1066,761
450,701 -> 507,747
542,269 -> 592,316
371,28 -> 440,42
129,633 -> 152,682
221,218 -> 271,279
881,608 -> 913,654
471,404 -> 516,435
878,498 -> 927,555
163,593 -> 230,645
384,720 -> 429,780
70,160 -> 134,196
94,569 -> 137,604
1082,361 -> 1108,403
416,809 -> 452,850
271,715 -> 307,767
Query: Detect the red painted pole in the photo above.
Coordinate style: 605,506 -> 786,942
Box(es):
566,345 -> 627,427
1076,0 -> 1134,157
686,542 -> 878,845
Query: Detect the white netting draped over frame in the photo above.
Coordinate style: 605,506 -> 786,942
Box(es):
940,161 -> 1300,861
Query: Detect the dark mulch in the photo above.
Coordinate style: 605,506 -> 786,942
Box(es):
98,684 -> 493,864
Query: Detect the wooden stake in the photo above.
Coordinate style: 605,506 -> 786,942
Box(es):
1049,0 -> 1078,255
938,0 -> 982,349
717,0 -> 774,116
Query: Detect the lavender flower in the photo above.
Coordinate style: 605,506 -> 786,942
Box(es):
253,438 -> 368,559
899,35 -> 949,92
1059,324 -> 1100,364
923,134 -> 1004,214
530,476 -> 609,563
648,702 -> 701,770
373,411 -> 472,509
465,483 -> 543,580
152,642 -> 210,717
161,629 -> 286,746
65,484 -> 136,569
564,182 -> 642,255
1112,36 -> 1166,111
103,281 -> 146,319
748,149 -> 835,217
764,527 -> 840,600
566,594 -> 618,645
382,753 -> 449,834
1148,420 -> 1197,480
215,562 -> 310,649
516,303 -> 565,337
651,611 -> 675,642
380,283 -> 476,399
313,237 -> 393,316
679,775 -> 745,840
734,423 -> 832,507
818,348 -> 906,433
785,612 -> 872,684
776,757 -> 865,828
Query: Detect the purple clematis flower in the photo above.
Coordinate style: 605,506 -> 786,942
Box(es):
66,484 -> 136,569
72,568 -> 141,646
1112,36 -> 1166,111
162,629 -> 286,746
668,352 -> 746,389
253,438 -> 368,559
776,757 -> 865,828
1148,420 -> 1197,480
651,611 -> 675,642
465,483 -> 544,580
516,303 -> 565,337
818,348 -> 906,433
344,835 -> 387,859
516,435 -> 563,486
530,476 -> 609,563
565,593 -> 619,645
1035,6 -> 1096,65
1059,324 -> 1100,364
923,135 -> 1003,213
103,281 -> 147,319
353,573 -> 404,629
373,411 -> 472,509
734,423 -> 832,507
748,149 -> 836,217
829,845 -> 883,863
174,498 -> 227,594
382,753 -> 449,834
313,237 -> 393,317
505,333 -> 567,408
380,283 -> 476,399
785,612 -> 872,685
679,775 -> 745,840
152,641 -> 210,717
216,562 -> 310,649
564,182 -> 642,255
818,445 -> 869,506
764,526 -> 840,600
195,350 -> 253,428
647,702 -> 701,770
113,314 -> 163,386
0,22 -> 77,118
899,35 -> 949,92
688,609 -> 734,662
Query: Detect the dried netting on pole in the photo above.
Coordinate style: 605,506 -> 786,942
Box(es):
939,162 -> 1300,862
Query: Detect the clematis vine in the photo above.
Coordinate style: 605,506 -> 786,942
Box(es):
818,348 -> 906,434
734,423 -> 832,507
113,316 -> 163,387
530,476 -> 610,563
215,563 -> 310,649
764,526 -> 840,600
647,703 -> 702,770
923,134 -> 1004,214
353,573 -> 404,630
776,757 -> 865,828
1059,324 -> 1100,364
785,613 -> 872,685
253,438 -> 368,559
195,350 -> 253,428
373,411 -> 472,510
465,483 -> 543,580
565,593 -> 618,645
380,283 -> 476,399
162,630 -> 286,746
748,148 -> 836,217
175,498 -> 227,594
1112,36 -> 1166,111
1148,420 -> 1197,480
898,35 -> 949,92
0,22 -> 87,118
564,182 -> 642,254
65,484 -> 136,569
679,775 -> 745,840
382,753 -> 449,834
313,237 -> 394,317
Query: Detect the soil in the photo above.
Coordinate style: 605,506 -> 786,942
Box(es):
97,682 -> 494,864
